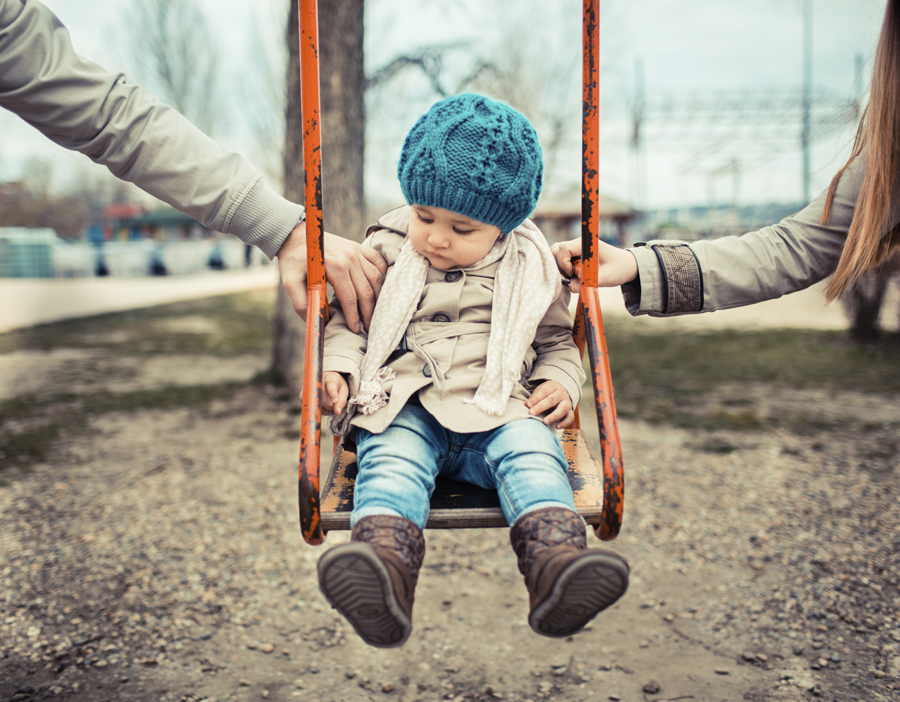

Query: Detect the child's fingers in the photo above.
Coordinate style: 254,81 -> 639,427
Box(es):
332,381 -> 349,416
527,391 -> 560,417
555,407 -> 575,429
322,373 -> 348,415
541,400 -> 571,427
525,384 -> 550,408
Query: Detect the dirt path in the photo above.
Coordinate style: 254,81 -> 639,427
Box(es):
2,373 -> 899,702
2,287 -> 899,702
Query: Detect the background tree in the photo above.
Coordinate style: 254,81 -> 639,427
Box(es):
272,0 -> 366,396
116,0 -> 225,136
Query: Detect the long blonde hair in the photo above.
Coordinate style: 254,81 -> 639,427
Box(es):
822,0 -> 900,301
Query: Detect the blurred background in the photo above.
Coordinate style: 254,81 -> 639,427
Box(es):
0,0 -> 885,242
1,0 -> 896,341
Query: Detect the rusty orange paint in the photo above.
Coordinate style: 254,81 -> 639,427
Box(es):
581,0 -> 600,288
580,286 -> 624,541
297,0 -> 328,546
579,0 -> 624,541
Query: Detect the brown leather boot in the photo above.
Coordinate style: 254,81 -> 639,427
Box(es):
317,515 -> 425,648
510,507 -> 629,638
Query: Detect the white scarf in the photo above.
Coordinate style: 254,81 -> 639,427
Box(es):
345,218 -> 559,422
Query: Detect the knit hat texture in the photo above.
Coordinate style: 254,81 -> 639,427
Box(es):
397,93 -> 543,234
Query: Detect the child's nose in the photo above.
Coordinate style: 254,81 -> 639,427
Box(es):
427,229 -> 448,248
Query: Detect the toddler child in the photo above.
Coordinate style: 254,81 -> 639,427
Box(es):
318,93 -> 629,648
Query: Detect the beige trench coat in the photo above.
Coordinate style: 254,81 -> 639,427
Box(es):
323,206 -> 585,435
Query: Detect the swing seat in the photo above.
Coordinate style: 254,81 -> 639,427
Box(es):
320,428 -> 608,531
295,0 -> 622,546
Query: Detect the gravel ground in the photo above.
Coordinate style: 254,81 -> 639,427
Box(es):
2,334 -> 900,702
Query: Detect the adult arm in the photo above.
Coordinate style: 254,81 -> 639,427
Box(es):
1,0 -> 386,326
554,157 -> 900,317
0,0 -> 300,257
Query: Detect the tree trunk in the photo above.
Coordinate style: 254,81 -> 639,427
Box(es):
842,269 -> 890,342
272,0 -> 365,397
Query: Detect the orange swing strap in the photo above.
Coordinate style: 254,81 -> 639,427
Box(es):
297,0 -> 623,546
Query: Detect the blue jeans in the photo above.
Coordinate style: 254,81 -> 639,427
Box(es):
352,402 -> 575,529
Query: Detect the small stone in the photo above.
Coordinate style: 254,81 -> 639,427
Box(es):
261,691 -> 270,699
638,640 -> 649,648
381,682 -> 395,693
817,658 -> 828,668
714,668 -> 730,675
293,678 -> 305,689
259,643 -> 275,654
551,666 -> 567,677
608,696 -> 620,701
829,653 -> 841,663
282,649 -> 291,656
741,651 -> 756,662
239,680 -> 251,687
755,653 -> 768,662
642,680 -> 661,694
872,669 -> 886,679
792,645 -> 805,656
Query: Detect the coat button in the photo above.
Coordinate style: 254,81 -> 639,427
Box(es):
444,270 -> 462,282
422,364 -> 432,377
432,312 -> 451,323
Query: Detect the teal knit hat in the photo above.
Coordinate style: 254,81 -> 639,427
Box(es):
397,93 -> 543,235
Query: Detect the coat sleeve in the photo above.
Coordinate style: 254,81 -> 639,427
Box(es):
0,0 -> 302,258
623,156 -> 895,316
526,284 -> 585,407
322,232 -> 390,395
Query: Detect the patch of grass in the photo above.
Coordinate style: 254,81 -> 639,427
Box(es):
0,290 -> 275,356
0,382 -> 245,473
0,422 -> 68,468
690,437 -> 741,454
595,320 -> 900,432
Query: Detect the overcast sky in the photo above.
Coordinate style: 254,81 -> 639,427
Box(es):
0,0 -> 888,211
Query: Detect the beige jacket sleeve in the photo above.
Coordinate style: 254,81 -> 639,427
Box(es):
624,156 -> 895,316
0,0 -> 302,258
526,284 -> 585,408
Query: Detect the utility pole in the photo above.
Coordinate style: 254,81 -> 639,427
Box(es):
631,57 -> 646,211
801,0 -> 812,203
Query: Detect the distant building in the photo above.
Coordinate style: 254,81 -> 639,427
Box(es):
532,191 -> 641,247
102,203 -> 212,242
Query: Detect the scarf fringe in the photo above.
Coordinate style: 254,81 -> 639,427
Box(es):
349,366 -> 396,415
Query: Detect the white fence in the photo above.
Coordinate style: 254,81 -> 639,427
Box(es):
0,229 -> 268,278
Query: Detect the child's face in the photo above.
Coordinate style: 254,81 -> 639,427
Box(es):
408,205 -> 502,270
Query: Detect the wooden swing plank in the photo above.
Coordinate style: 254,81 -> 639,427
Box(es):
319,427 -> 605,531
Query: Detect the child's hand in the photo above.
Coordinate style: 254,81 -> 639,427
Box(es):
322,371 -> 350,415
526,380 -> 574,429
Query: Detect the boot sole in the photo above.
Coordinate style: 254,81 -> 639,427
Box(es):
317,542 -> 412,648
529,551 -> 629,638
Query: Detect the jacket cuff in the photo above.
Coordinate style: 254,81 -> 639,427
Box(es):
626,242 -> 703,315
223,177 -> 305,259
651,243 -> 703,313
